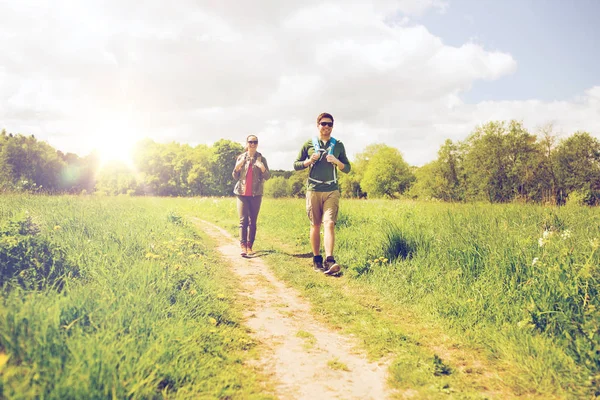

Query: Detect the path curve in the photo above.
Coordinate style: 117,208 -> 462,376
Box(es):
193,218 -> 393,400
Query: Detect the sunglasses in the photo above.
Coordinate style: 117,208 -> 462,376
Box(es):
247,140 -> 258,144
319,122 -> 333,127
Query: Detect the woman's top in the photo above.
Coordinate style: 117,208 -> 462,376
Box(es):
232,151 -> 270,196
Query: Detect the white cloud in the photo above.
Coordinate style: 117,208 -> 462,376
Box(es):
0,1 -> 598,170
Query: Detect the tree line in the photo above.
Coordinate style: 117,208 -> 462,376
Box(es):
1,121 -> 599,205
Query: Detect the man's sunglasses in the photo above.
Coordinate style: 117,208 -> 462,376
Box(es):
247,140 -> 258,144
319,122 -> 333,127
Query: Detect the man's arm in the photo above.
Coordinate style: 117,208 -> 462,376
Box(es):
293,142 -> 310,171
336,142 -> 351,173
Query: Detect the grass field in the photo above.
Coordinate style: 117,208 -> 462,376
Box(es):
1,195 -> 598,398
0,195 -> 274,399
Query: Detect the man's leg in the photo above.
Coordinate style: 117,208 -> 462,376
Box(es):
322,191 -> 341,275
306,191 -> 324,271
310,223 -> 321,256
323,220 -> 335,258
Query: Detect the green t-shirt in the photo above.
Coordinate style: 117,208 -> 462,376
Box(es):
293,138 -> 352,192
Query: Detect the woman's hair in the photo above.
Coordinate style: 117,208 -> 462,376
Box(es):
239,135 -> 259,157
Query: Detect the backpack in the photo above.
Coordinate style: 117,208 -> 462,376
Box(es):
308,137 -> 338,185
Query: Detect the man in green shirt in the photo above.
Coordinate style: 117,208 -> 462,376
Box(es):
293,112 -> 352,275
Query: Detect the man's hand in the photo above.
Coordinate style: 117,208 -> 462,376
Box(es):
304,152 -> 320,167
326,154 -> 342,168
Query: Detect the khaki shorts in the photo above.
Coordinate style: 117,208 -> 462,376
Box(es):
306,190 -> 340,226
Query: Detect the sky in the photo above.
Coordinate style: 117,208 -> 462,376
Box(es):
1,0 -> 599,170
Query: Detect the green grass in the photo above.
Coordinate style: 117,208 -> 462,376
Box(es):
296,330 -> 317,350
182,197 -> 599,398
0,195 -> 273,399
326,358 -> 350,371
2,195 -> 599,399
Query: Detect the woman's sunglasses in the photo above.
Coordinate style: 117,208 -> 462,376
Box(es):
319,122 -> 333,127
247,140 -> 258,144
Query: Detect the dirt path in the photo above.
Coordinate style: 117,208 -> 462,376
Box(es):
195,219 -> 394,400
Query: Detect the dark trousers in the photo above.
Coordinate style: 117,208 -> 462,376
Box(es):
237,195 -> 262,246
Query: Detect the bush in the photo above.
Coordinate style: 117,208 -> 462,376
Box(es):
0,213 -> 78,290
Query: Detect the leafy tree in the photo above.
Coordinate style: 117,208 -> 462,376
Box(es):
0,133 -> 65,192
553,132 -> 600,205
462,121 -> 544,202
57,151 -> 99,193
360,145 -> 414,198
289,169 -> 308,198
338,170 -> 365,198
95,162 -> 139,195
411,140 -> 465,201
264,176 -> 289,198
209,139 -> 244,196
187,144 -> 213,196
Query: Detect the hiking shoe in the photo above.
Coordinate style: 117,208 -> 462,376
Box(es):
240,244 -> 247,257
247,246 -> 254,256
313,255 -> 324,272
324,258 -> 341,275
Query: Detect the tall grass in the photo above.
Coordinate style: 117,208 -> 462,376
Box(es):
3,195 -> 598,397
0,195 -> 271,399
185,197 -> 599,396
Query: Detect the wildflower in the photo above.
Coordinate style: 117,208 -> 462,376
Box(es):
542,230 -> 551,239
560,229 -> 572,240
517,319 -> 534,329
209,317 -> 217,325
538,238 -> 544,247
591,238 -> 599,250
53,225 -> 61,231
531,257 -> 539,267
189,289 -> 197,295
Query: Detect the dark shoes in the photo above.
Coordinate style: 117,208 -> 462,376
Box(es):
313,255 -> 324,272
313,255 -> 341,276
324,257 -> 341,276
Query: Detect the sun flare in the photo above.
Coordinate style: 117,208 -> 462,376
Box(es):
87,119 -> 142,170
94,138 -> 136,169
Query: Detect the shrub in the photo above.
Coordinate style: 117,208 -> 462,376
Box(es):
0,213 -> 78,290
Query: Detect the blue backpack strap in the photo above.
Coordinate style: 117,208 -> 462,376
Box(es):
328,137 -> 337,155
312,137 -> 337,154
312,137 -> 320,153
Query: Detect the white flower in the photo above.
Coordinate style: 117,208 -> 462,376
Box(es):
542,230 -> 551,239
538,237 -> 545,247
561,229 -> 572,240
532,257 -> 539,266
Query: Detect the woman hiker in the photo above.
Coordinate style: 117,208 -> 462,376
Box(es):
232,134 -> 271,257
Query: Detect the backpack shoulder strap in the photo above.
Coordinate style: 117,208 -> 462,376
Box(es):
328,137 -> 337,155
312,137 -> 320,152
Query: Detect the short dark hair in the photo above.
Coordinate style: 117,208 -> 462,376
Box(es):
316,113 -> 334,125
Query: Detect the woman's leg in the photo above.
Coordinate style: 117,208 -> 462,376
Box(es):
237,196 -> 251,252
247,196 -> 263,250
